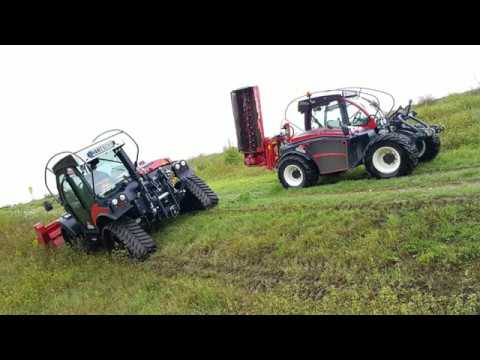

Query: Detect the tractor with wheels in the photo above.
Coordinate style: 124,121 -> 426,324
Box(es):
230,86 -> 444,188
33,129 -> 218,260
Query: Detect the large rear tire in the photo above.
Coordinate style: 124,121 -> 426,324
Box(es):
364,133 -> 418,179
180,175 -> 219,213
277,155 -> 319,188
103,219 -> 156,261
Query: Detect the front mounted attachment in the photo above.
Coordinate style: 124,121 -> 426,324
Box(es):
231,86 -> 280,168
231,86 -> 265,154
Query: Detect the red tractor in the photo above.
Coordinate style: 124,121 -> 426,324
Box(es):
231,86 -> 444,188
34,129 -> 218,260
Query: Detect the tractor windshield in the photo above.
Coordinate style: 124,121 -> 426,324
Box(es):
83,149 -> 130,198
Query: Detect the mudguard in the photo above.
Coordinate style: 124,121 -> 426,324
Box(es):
172,160 -> 194,179
59,213 -> 82,239
277,149 -> 316,170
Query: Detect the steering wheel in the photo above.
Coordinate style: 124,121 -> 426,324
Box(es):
350,111 -> 364,126
311,114 -> 322,128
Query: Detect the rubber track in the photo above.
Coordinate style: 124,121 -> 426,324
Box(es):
183,175 -> 219,209
364,132 -> 419,177
104,219 -> 156,261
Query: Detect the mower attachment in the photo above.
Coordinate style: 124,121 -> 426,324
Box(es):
34,221 -> 65,248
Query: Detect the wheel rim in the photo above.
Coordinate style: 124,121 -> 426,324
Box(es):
283,164 -> 304,187
417,139 -> 426,158
372,146 -> 401,174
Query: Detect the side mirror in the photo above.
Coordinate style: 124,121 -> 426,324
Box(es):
43,201 -> 53,212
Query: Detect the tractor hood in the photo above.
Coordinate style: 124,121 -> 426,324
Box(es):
138,158 -> 172,174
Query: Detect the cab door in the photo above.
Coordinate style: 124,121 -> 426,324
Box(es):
58,169 -> 95,226
307,99 -> 349,174
344,99 -> 377,167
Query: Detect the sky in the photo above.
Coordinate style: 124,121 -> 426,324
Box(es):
1,45 -> 479,206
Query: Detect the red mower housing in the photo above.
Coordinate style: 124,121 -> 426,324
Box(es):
33,221 -> 65,248
231,86 -> 284,170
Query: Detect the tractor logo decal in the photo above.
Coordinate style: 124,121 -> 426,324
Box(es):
86,141 -> 116,159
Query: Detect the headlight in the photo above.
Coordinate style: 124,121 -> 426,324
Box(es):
111,198 -> 118,206
180,160 -> 186,166
119,194 -> 126,201
174,163 -> 181,170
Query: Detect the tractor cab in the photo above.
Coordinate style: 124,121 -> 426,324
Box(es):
50,140 -> 135,228
43,130 -> 145,232
286,90 -> 380,140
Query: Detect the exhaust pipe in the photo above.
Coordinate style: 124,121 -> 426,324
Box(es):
230,86 -> 268,166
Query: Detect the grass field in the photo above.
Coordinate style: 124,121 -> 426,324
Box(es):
1,90 -> 480,314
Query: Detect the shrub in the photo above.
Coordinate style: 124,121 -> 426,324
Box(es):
223,146 -> 242,165
417,94 -> 435,106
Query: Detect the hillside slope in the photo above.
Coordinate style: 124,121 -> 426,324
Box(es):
1,90 -> 480,314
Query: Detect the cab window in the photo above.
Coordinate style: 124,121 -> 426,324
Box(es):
84,149 -> 130,198
311,100 -> 343,129
59,171 -> 93,224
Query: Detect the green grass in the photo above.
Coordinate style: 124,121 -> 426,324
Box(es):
1,91 -> 480,314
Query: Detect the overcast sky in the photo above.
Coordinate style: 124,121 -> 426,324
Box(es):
1,45 -> 479,206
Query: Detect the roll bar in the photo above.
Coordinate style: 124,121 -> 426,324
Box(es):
283,87 -> 396,128
91,129 -> 140,166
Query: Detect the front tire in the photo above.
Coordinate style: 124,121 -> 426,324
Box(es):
364,133 -> 418,179
398,130 -> 441,162
277,155 -> 318,188
420,135 -> 441,162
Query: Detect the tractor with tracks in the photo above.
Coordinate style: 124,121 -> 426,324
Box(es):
230,86 -> 444,188
33,129 -> 218,260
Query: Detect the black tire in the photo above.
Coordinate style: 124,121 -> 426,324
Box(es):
420,135 -> 441,162
398,130 -> 441,163
364,133 -> 419,179
277,155 -> 319,188
103,219 -> 156,261
180,175 -> 219,213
